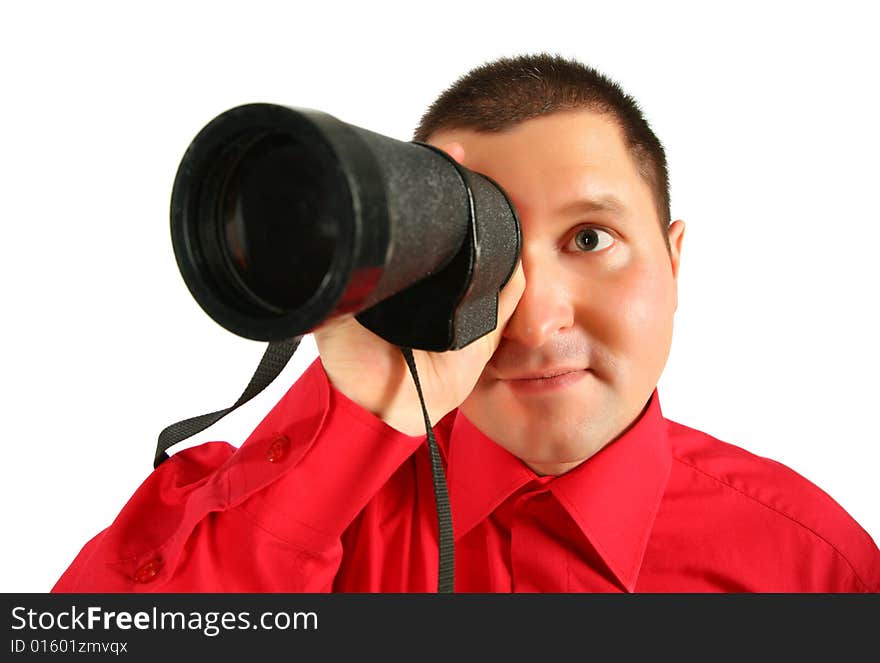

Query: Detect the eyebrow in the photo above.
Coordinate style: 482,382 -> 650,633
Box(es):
555,193 -> 627,217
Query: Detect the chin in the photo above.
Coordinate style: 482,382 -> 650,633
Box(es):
479,408 -> 612,468
535,420 -> 608,459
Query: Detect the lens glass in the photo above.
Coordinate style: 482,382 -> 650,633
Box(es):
222,133 -> 338,311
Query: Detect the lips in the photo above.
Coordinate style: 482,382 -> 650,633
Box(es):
497,367 -> 589,394
502,367 -> 586,381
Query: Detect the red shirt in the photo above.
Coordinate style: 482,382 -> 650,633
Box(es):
53,359 -> 880,592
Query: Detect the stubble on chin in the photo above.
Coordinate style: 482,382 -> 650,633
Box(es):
462,375 -> 622,469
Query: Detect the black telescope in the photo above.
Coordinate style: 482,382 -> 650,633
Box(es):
170,103 -> 521,351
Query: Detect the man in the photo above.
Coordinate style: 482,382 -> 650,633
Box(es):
54,54 -> 880,592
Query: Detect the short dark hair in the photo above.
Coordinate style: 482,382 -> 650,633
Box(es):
413,53 -> 671,246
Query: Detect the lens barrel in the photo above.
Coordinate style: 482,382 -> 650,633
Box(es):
170,103 -> 520,350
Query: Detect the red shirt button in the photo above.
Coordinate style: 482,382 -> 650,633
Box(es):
133,557 -> 162,583
266,433 -> 291,463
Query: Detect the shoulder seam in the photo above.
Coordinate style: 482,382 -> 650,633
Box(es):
672,455 -> 870,592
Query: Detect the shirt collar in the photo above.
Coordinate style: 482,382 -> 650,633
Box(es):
447,390 -> 671,592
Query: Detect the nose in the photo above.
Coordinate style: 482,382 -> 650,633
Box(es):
502,250 -> 575,348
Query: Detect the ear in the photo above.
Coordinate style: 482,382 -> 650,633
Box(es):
667,220 -> 685,283
667,220 -> 686,312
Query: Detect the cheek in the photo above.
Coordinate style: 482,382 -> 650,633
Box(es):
580,260 -> 676,358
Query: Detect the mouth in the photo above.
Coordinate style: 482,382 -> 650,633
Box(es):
500,367 -> 589,394
506,367 -> 586,380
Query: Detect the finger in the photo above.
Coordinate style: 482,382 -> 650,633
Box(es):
314,311 -> 355,333
312,312 -> 364,345
433,141 -> 465,165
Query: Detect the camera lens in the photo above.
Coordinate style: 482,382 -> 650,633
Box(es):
221,133 -> 338,311
171,103 -> 518,346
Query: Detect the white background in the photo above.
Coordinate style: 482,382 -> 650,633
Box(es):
2,1 -> 877,592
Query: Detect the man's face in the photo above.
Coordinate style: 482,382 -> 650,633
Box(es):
430,110 -> 685,475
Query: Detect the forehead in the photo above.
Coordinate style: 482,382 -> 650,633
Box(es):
430,110 -> 653,223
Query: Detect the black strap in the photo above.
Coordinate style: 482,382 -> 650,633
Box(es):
153,337 -> 455,593
400,347 -> 455,593
153,337 -> 302,468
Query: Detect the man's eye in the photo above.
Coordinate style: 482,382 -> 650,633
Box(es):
570,227 -> 614,252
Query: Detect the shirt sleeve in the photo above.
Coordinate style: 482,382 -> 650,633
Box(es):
52,358 -> 426,593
